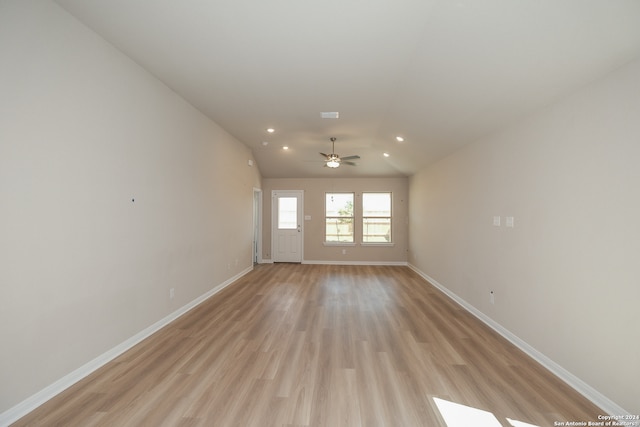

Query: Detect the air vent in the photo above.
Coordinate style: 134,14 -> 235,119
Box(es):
321,112 -> 339,119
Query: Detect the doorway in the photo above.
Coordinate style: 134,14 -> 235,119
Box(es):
271,190 -> 303,263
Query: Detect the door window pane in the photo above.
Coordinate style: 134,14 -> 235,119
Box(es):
278,197 -> 297,229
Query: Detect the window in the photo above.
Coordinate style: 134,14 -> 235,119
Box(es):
362,192 -> 391,243
277,197 -> 297,229
325,193 -> 354,243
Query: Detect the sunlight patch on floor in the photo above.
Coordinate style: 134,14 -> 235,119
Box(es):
433,397 -> 540,427
507,418 -> 541,427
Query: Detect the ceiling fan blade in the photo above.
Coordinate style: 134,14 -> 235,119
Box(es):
341,155 -> 360,160
343,161 -> 357,166
319,152 -> 329,158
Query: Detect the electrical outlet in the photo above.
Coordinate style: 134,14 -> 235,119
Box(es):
342,249 -> 347,255
169,288 -> 175,299
490,291 -> 495,304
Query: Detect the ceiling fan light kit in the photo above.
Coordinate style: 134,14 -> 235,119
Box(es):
326,159 -> 340,168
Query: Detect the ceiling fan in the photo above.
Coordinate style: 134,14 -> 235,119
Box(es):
320,137 -> 360,168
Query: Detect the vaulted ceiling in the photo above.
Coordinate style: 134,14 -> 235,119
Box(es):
55,0 -> 640,178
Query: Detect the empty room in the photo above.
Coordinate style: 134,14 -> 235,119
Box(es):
1,0 -> 639,426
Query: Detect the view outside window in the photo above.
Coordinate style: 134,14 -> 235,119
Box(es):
362,192 -> 391,242
325,193 -> 354,243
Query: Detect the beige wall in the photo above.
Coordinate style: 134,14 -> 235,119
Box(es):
0,0 -> 261,413
262,178 -> 408,264
409,58 -> 640,413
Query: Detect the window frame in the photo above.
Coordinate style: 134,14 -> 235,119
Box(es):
361,192 -> 393,245
324,192 -> 355,244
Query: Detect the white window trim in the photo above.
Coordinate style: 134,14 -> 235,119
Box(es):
324,192 -> 355,244
361,192 -> 392,245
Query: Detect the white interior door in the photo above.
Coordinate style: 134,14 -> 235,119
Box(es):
272,190 -> 303,262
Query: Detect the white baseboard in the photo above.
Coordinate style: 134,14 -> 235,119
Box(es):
407,263 -> 629,416
302,260 -> 408,266
0,266 -> 254,427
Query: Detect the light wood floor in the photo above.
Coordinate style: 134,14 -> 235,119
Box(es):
13,264 -> 603,426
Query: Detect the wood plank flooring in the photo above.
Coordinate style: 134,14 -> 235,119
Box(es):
13,264 -> 603,426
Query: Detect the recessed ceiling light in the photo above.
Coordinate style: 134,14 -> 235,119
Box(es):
282,146 -> 289,150
383,152 -> 390,157
267,128 -> 275,133
395,136 -> 404,142
261,141 -> 269,146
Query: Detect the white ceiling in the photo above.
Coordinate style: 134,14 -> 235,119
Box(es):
55,0 -> 640,178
